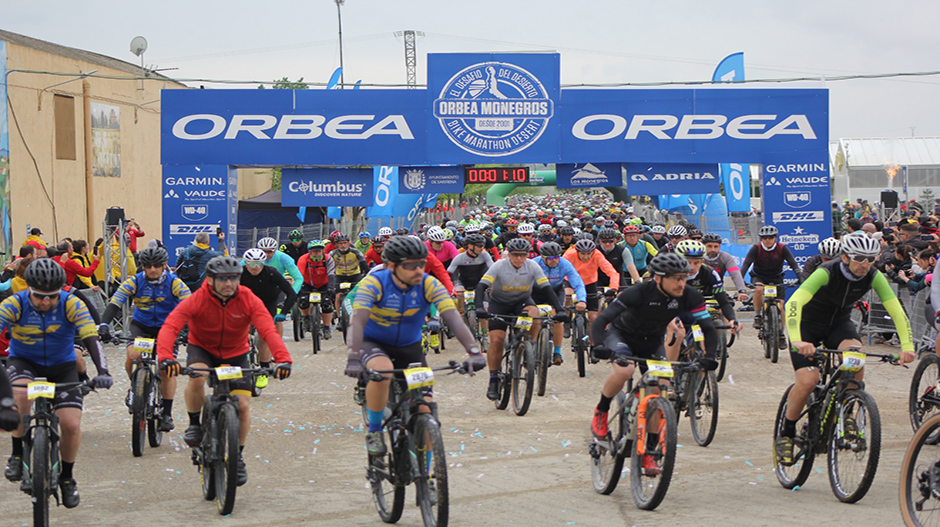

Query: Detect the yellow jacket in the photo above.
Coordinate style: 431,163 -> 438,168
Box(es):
72,254 -> 96,288
22,234 -> 48,248
94,239 -> 137,282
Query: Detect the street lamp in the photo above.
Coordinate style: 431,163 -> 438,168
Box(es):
335,0 -> 345,89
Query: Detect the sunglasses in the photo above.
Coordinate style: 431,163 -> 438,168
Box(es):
398,260 -> 427,271
261,249 -> 275,254
29,288 -> 60,300
246,261 -> 264,268
850,255 -> 876,263
214,274 -> 241,283
543,256 -> 560,260
520,233 -> 533,237
509,252 -> 528,258
142,263 -> 164,269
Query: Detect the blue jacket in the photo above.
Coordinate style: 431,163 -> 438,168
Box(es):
532,256 -> 587,301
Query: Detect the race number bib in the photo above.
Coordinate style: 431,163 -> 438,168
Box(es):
514,317 -> 533,330
215,366 -> 244,380
309,292 -> 322,303
764,286 -> 777,298
27,381 -> 56,400
840,351 -> 866,373
340,282 -> 352,290
464,291 -> 475,301
134,338 -> 155,360
404,367 -> 435,390
646,360 -> 674,378
691,324 -> 704,343
537,304 -> 553,316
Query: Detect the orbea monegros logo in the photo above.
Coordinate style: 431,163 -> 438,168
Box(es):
433,61 -> 553,156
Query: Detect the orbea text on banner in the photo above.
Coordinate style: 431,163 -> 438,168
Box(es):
624,163 -> 721,196
281,168 -> 373,207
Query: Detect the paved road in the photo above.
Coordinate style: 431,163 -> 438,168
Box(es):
0,326 -> 920,526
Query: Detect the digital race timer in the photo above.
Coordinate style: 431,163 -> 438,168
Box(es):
464,166 -> 530,184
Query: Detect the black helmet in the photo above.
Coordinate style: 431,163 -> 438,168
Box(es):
649,253 -> 691,276
505,238 -> 531,253
204,256 -> 242,277
138,247 -> 168,266
395,227 -> 410,236
574,239 -> 596,253
383,236 -> 428,263
701,233 -> 722,244
463,234 -> 486,246
559,226 -> 575,236
597,228 -> 619,240
25,258 -> 66,290
333,232 -> 350,242
539,241 -> 563,257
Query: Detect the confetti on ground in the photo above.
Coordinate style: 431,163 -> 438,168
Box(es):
728,375 -> 735,385
530,446 -> 538,452
745,460 -> 754,467
792,485 -> 800,492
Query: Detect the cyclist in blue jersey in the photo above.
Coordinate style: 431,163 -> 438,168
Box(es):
1,259 -> 112,508
533,242 -> 587,365
343,236 -> 485,456
622,224 -> 658,280
97,247 -> 191,431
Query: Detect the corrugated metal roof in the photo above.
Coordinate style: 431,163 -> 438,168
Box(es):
839,137 -> 940,167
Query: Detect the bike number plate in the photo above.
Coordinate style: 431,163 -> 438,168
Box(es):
404,367 -> 435,390
134,337 -> 155,357
647,360 -> 674,378
464,291 -> 475,301
840,351 -> 866,372
309,292 -> 321,303
705,299 -> 718,310
537,304 -> 553,316
514,317 -> 533,330
215,366 -> 244,380
764,286 -> 777,298
340,282 -> 351,290
27,381 -> 56,400
692,324 -> 704,342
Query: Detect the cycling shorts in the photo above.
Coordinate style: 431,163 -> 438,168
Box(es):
752,273 -> 785,286
604,327 -> 666,374
299,283 -> 334,314
7,357 -> 83,410
359,338 -> 431,399
129,321 -> 178,358
531,284 -> 564,309
583,282 -> 600,312
185,344 -> 253,394
789,319 -> 860,371
487,297 -> 536,332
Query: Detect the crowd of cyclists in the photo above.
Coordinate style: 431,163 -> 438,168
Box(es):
0,190 -> 938,520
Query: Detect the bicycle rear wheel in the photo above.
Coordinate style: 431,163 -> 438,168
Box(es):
910,354 -> 940,440
573,316 -> 587,378
900,413 -> 940,526
311,304 -> 321,354
768,305 -> 781,363
773,384 -> 815,489
131,367 -> 148,457
370,452 -> 405,523
828,389 -> 881,503
630,397 -> 677,511
147,373 -> 163,448
292,307 -> 304,341
200,411 -> 217,501
536,328 -> 551,397
715,328 -> 728,382
690,371 -> 719,447
415,414 -> 448,527
512,340 -> 536,416
31,426 -> 51,527
495,347 -> 512,411
592,392 -> 628,495
215,404 -> 240,515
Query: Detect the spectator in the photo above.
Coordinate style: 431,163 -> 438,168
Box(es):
174,232 -> 223,292
898,222 -> 929,252
21,227 -> 47,250
861,223 -> 877,235
846,218 -> 862,234
897,249 -> 935,294
69,240 -> 97,289
125,219 -> 145,254
55,241 -> 101,290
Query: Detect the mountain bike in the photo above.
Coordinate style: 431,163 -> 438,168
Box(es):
487,313 -> 550,416
117,336 -> 165,456
669,325 -> 720,447
365,361 -> 472,527
337,281 -> 354,342
13,378 -> 96,527
900,412 -> 940,526
751,283 -> 787,364
534,304 -> 554,397
773,347 -> 900,503
291,304 -> 305,342
910,353 -> 940,444
306,291 -> 324,354
178,365 -> 276,515
705,298 -> 737,382
570,308 -> 591,378
588,355 -> 680,510
462,290 -> 488,348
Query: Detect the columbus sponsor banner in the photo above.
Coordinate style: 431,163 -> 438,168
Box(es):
555,163 -> 622,189
625,163 -> 720,196
398,165 -> 464,194
162,165 -> 234,258
281,168 -> 372,207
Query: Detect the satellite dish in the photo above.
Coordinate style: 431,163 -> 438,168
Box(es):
130,36 -> 148,57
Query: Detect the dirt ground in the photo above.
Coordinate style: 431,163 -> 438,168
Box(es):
0,323 -> 920,526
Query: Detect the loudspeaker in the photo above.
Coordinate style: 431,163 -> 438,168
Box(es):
105,207 -> 125,226
881,190 -> 898,209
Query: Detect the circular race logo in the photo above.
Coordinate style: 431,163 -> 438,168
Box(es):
433,61 -> 553,157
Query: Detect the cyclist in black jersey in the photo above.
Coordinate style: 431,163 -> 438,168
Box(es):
242,249 -> 298,372
280,229 -> 307,264
447,234 -> 494,313
557,226 -> 576,252
741,225 -> 802,329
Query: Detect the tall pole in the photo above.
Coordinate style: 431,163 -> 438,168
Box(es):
336,0 -> 345,89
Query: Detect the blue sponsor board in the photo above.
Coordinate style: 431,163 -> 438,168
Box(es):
625,163 -> 720,196
555,163 -> 622,189
720,163 -> 751,212
281,168 -> 372,207
162,165 -> 234,259
398,165 -> 464,194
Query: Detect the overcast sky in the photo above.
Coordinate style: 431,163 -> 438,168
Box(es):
5,1 -> 939,139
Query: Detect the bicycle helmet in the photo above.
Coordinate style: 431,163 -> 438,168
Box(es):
597,228 -> 619,240
382,235 -> 429,263
517,223 -> 535,235
378,227 -> 393,237
463,234 -> 486,246
667,225 -> 687,238
445,220 -> 458,229
538,223 -> 553,233
818,237 -> 842,259
505,238 -> 531,253
24,258 -> 66,290
289,229 -> 303,240
138,246 -> 168,266
371,236 -> 385,245
649,253 -> 691,276
205,256 -> 242,277
445,228 -> 457,241
758,225 -> 778,237
257,237 -> 278,250
675,240 -> 706,258
702,233 -> 722,244
244,248 -> 267,262
465,224 -> 480,234
329,230 -> 341,241
604,220 -> 617,230
571,218 -> 582,228
651,225 -> 666,234
359,231 -> 372,239
841,233 -> 879,258
395,227 -> 410,236
539,241 -> 563,257
307,240 -> 326,250
506,219 -> 519,227
559,226 -> 575,236
688,228 -> 703,239
574,239 -> 596,253
630,217 -> 643,226
427,226 -> 447,242
623,224 -> 641,235
556,220 -> 568,228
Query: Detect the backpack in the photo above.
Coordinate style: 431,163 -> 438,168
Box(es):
176,246 -> 208,285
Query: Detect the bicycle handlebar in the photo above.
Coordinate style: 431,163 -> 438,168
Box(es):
12,379 -> 96,395
813,348 -> 904,366
178,366 -> 276,379
366,360 -> 474,381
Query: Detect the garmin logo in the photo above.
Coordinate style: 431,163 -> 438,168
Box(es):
165,177 -> 224,186
571,114 -> 817,140
766,163 -> 826,173
171,114 -> 415,140
630,172 -> 716,181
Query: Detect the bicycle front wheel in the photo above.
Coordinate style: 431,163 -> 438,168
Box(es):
910,354 -> 940,438
573,316 -> 587,378
495,349 -> 511,411
630,397 -> 677,510
715,328 -> 728,382
311,304 -> 321,354
536,328 -> 551,397
370,449 -> 405,523
592,392 -> 627,495
200,410 -> 216,501
31,426 -> 51,527
147,372 -> 163,448
131,367 -> 148,457
215,404 -> 240,515
292,306 -> 303,341
900,413 -> 940,526
512,340 -> 536,416
415,414 -> 449,527
827,389 -> 881,503
690,371 -> 719,447
773,384 -> 815,489
768,305 -> 781,363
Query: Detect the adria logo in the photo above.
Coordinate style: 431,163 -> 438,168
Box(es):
171,114 -> 415,141
571,114 -> 817,140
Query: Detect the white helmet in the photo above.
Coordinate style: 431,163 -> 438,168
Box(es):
818,237 -> 842,259
427,226 -> 448,242
667,225 -> 687,237
556,220 -> 568,228
538,223 -> 552,233
378,227 -> 393,237
243,248 -> 267,263
841,233 -> 879,258
464,224 -> 480,234
517,223 -> 535,234
651,225 -> 666,234
257,237 -> 278,250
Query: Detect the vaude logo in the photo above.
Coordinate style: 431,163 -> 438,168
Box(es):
433,61 -> 553,156
784,192 -> 811,209
287,180 -> 366,197
766,177 -> 782,186
171,114 -> 415,141
181,204 -> 209,222
570,163 -> 609,186
630,172 -> 716,182
772,211 -> 824,222
169,224 -> 218,235
571,114 -> 817,140
164,189 -> 179,199
403,169 -> 426,191
785,176 -> 828,185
